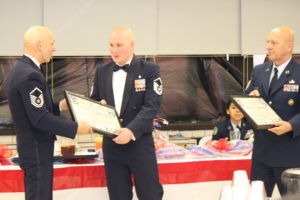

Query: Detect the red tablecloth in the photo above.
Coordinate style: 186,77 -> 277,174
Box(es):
0,158 -> 251,193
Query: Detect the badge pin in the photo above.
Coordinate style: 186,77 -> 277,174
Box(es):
289,79 -> 295,84
135,79 -> 146,92
266,68 -> 270,72
138,75 -> 141,79
285,70 -> 290,75
283,84 -> 299,92
288,99 -> 294,106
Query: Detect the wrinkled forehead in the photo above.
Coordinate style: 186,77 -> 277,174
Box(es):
267,28 -> 293,43
109,33 -> 131,45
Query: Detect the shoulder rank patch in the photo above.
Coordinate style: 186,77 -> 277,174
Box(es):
30,87 -> 44,108
153,77 -> 162,95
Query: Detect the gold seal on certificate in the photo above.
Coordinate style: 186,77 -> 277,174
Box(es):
65,91 -> 120,138
230,95 -> 282,130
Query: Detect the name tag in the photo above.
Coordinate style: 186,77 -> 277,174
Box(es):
283,84 -> 299,92
135,79 -> 146,92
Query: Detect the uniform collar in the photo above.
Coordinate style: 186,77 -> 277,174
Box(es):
272,57 -> 291,78
230,120 -> 241,129
24,54 -> 41,69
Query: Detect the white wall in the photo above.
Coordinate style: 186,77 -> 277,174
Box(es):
241,0 -> 300,54
0,0 -> 43,55
0,0 -> 299,56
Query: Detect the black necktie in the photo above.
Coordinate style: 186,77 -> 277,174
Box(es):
269,67 -> 278,94
113,64 -> 129,72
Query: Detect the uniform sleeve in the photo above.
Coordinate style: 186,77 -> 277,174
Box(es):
289,114 -> 300,138
126,65 -> 163,139
244,67 -> 258,95
52,102 -> 60,116
19,72 -> 77,138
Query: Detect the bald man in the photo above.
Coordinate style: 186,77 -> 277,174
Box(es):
91,26 -> 163,200
245,27 -> 300,197
4,26 -> 92,200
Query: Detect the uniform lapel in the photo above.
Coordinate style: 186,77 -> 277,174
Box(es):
22,55 -> 41,74
262,63 -> 272,96
105,64 -> 115,106
269,60 -> 294,96
226,118 -> 233,131
120,57 -> 138,116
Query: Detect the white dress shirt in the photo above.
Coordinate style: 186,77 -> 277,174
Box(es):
269,57 -> 291,85
231,121 -> 241,132
112,57 -> 132,116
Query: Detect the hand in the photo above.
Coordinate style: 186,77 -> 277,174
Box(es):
268,121 -> 292,135
249,89 -> 260,97
100,99 -> 107,105
77,121 -> 93,135
113,128 -> 133,144
59,98 -> 69,111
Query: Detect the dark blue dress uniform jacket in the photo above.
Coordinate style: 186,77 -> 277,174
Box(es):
91,56 -> 162,139
4,55 -> 77,200
212,118 -> 251,140
90,56 -> 163,200
244,59 -> 300,167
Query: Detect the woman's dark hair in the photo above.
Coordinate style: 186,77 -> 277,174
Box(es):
224,100 -> 233,117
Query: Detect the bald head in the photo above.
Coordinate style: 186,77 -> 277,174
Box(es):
266,27 -> 295,66
269,27 -> 294,45
23,26 -> 56,64
110,26 -> 135,43
109,26 -> 135,66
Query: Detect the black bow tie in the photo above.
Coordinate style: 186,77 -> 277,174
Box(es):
113,64 -> 129,72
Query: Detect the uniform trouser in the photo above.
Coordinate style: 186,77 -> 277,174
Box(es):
250,160 -> 287,197
18,139 -> 54,200
103,134 -> 164,200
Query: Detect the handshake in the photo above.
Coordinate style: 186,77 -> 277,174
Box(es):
77,121 -> 93,135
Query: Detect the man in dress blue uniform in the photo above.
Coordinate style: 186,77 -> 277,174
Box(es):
4,26 -> 92,200
244,27 -> 300,197
90,26 -> 163,200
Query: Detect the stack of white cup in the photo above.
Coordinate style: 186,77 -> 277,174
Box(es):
248,180 -> 267,200
219,170 -> 267,200
232,170 -> 250,200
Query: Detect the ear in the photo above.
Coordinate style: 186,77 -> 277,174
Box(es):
226,109 -> 229,115
36,41 -> 42,50
288,41 -> 294,51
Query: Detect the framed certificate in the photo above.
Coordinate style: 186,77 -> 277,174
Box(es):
64,91 -> 120,138
230,95 -> 282,130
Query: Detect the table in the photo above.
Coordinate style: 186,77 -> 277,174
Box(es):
0,157 -> 251,200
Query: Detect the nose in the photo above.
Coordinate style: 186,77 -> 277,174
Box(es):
110,46 -> 117,54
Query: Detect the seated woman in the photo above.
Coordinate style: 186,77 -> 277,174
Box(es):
212,101 -> 252,141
